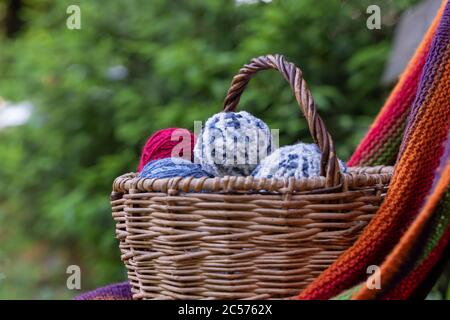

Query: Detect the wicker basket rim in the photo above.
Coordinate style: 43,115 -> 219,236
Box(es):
112,165 -> 393,194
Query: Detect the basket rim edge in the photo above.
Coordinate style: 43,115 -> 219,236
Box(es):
111,166 -> 394,194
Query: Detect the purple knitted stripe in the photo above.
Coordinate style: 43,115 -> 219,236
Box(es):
73,281 -> 132,300
401,1 -> 450,154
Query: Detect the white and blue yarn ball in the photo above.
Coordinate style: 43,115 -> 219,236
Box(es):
194,111 -> 273,176
139,158 -> 213,179
252,143 -> 347,179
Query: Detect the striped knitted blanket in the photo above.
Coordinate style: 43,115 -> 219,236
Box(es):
298,0 -> 450,300
75,0 -> 450,300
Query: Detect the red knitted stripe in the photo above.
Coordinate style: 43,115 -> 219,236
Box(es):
137,128 -> 196,171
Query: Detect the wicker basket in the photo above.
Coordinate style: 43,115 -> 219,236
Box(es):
111,54 -> 393,300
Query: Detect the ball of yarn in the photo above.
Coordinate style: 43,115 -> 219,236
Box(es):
252,143 -> 347,179
137,128 -> 195,172
194,111 -> 273,176
139,158 -> 212,179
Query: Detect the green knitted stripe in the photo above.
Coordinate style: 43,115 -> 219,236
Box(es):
417,191 -> 450,262
365,126 -> 404,166
331,283 -> 363,300
357,115 -> 407,166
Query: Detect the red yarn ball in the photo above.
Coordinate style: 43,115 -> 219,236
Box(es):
137,128 -> 196,172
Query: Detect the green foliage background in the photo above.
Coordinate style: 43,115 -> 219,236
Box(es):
0,0 -> 447,299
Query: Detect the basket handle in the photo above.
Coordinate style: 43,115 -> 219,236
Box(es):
223,54 -> 340,187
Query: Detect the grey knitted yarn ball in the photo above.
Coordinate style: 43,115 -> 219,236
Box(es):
194,111 -> 273,176
252,143 -> 347,179
139,158 -> 212,179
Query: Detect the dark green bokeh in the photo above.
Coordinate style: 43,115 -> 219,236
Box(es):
0,0 -> 446,299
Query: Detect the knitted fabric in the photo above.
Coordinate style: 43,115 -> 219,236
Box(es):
74,282 -> 132,300
356,156 -> 450,300
139,158 -> 212,179
252,143 -> 347,179
137,128 -> 195,172
194,111 -> 272,176
381,228 -> 450,300
298,0 -> 450,300
356,138 -> 450,299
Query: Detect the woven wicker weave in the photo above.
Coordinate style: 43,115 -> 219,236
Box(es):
111,54 -> 393,300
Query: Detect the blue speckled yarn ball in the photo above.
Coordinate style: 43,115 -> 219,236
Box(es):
194,111 -> 273,176
139,158 -> 212,179
252,143 -> 347,179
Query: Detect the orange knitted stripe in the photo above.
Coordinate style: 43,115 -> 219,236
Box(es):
353,159 -> 450,299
